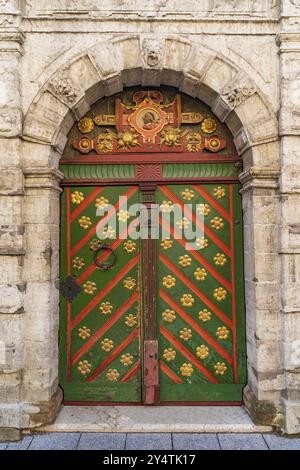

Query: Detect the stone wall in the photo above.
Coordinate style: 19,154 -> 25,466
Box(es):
0,0 -> 299,438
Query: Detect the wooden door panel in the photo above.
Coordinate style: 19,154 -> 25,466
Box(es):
60,185 -> 142,402
156,183 -> 246,402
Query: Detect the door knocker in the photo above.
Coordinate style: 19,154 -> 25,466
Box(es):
93,243 -> 117,271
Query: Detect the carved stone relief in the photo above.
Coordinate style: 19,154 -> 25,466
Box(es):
222,78 -> 256,108
142,38 -> 163,68
48,72 -> 80,105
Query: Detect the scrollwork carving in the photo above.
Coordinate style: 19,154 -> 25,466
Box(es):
48,72 -> 80,105
222,78 -> 256,108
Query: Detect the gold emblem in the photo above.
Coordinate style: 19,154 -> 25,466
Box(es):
214,287 -> 227,302
180,363 -> 194,377
83,281 -> 97,295
196,345 -> 209,360
120,353 -> 134,367
78,117 -> 94,134
78,216 -> 92,229
162,309 -> 176,323
197,204 -> 211,216
123,277 -> 136,290
179,328 -> 192,341
162,275 -> 176,289
72,257 -> 85,270
181,188 -> 194,201
102,226 -> 116,239
214,186 -> 226,199
95,197 -> 109,209
89,239 -> 102,252
186,131 -> 202,152
96,132 -> 114,153
123,240 -> 137,254
71,190 -> 84,205
194,267 -> 208,281
177,217 -> 190,229
117,210 -> 130,222
199,309 -> 212,322
160,127 -> 181,148
180,294 -> 194,307
160,238 -> 174,250
77,360 -> 92,375
210,216 -> 224,230
159,201 -> 174,213
106,369 -> 120,382
196,237 -> 209,249
78,326 -> 91,340
99,302 -> 113,315
216,326 -> 230,340
101,338 -> 114,352
117,129 -> 140,149
125,314 -> 138,327
179,255 -> 192,267
214,253 -> 227,266
214,362 -> 227,375
201,117 -> 217,134
163,348 -> 176,362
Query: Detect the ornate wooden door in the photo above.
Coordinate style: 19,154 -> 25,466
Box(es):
60,185 -> 142,402
156,183 -> 246,402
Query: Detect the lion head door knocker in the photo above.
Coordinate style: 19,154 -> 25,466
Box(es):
93,243 -> 117,271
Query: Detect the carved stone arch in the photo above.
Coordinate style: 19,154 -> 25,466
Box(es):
22,35 -> 279,169
21,34 -> 282,428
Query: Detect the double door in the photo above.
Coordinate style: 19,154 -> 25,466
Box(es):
59,183 -> 246,403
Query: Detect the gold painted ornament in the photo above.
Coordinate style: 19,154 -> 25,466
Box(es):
117,210 -> 130,222
177,217 -> 190,229
186,131 -> 202,152
123,240 -> 137,254
180,294 -> 195,307
102,226 -> 116,239
214,287 -> 227,302
214,362 -> 227,375
77,360 -> 92,376
83,281 -> 97,295
160,238 -> 173,250
117,129 -> 140,149
179,328 -> 192,341
199,309 -> 212,322
216,326 -> 230,340
214,186 -> 226,199
95,197 -> 109,209
99,302 -> 113,315
163,348 -> 176,362
101,338 -> 114,352
214,253 -> 227,266
162,275 -> 176,289
120,353 -> 134,367
71,190 -> 84,205
210,216 -> 224,230
72,257 -> 85,270
96,132 -> 114,153
162,309 -> 176,323
123,277 -> 136,290
89,239 -> 102,252
78,326 -> 91,340
78,117 -> 94,134
125,314 -> 138,327
196,237 -> 209,249
197,204 -> 211,216
201,117 -> 217,134
194,267 -> 208,281
159,200 -> 174,213
196,345 -> 209,360
160,127 -> 181,147
78,216 -> 92,229
180,363 -> 194,377
178,255 -> 192,267
181,188 -> 194,201
106,369 -> 120,382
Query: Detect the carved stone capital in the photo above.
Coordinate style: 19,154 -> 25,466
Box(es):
239,166 -> 280,192
0,30 -> 24,54
23,167 -> 64,193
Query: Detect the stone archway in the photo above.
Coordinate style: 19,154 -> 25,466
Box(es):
21,35 -> 281,429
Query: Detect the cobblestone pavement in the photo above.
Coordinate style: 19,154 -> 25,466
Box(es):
1,433 -> 300,450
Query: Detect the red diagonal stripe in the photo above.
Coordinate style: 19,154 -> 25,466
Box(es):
160,217 -> 231,292
160,360 -> 183,384
192,185 -> 230,222
86,327 -> 140,382
229,184 -> 238,383
160,289 -> 233,365
77,219 -> 139,285
71,254 -> 139,329
70,187 -> 104,223
159,253 -> 233,328
160,325 -> 218,383
71,291 -> 139,365
71,186 -> 138,257
160,186 -> 231,257
120,361 -> 140,383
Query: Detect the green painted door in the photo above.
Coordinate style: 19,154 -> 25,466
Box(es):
59,185 -> 142,402
156,184 -> 246,402
60,183 -> 246,403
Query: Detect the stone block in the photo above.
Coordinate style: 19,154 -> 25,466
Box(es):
23,113 -> 58,145
125,433 -> 172,450
0,257 -> 22,284
78,433 -> 126,450
0,168 -> 23,195
0,284 -> 23,314
283,313 -> 300,371
0,225 -> 24,255
173,433 -> 220,450
0,139 -> 20,167
0,195 -> 22,225
163,38 -> 191,73
0,107 -> 22,138
202,57 -> 237,95
23,191 -> 60,225
218,433 -> 267,450
28,432 -> 80,450
186,44 -> 215,80
24,281 -> 59,315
